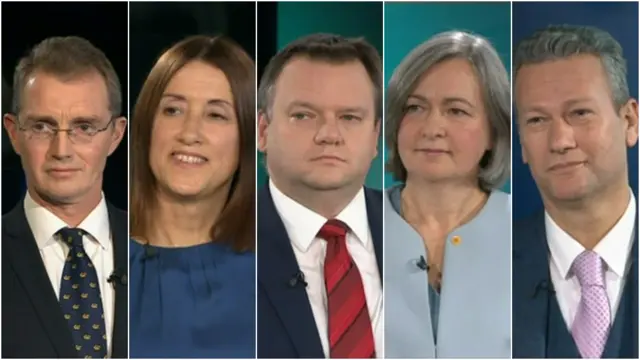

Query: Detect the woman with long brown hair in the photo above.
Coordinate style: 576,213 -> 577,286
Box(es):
129,35 -> 255,358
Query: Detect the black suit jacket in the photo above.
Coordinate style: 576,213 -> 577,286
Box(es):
2,199 -> 128,358
257,184 -> 383,358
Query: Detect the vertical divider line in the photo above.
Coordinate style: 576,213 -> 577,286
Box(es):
509,1 -> 514,358
126,0 -> 131,358
636,0 -> 639,353
0,2 -> 5,346
254,1 -> 259,359
380,0 -> 386,358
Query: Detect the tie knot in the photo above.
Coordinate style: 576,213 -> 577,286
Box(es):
57,227 -> 86,248
318,219 -> 348,240
572,250 -> 606,287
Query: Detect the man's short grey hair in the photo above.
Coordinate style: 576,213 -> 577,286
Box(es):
12,36 -> 122,117
386,31 -> 511,191
514,24 -> 629,110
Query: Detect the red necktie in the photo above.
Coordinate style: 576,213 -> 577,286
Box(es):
319,219 -> 376,358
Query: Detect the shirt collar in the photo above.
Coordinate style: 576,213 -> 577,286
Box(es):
24,191 -> 111,250
269,179 -> 370,253
546,189 -> 636,278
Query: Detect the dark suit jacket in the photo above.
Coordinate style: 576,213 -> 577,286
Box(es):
257,184 -> 383,358
2,199 -> 128,358
513,210 -> 638,358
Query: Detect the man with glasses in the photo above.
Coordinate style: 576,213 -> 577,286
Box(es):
2,36 -> 128,358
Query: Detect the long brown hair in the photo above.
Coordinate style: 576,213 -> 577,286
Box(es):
130,35 -> 255,252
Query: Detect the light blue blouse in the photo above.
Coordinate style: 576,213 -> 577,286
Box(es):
384,185 -> 511,358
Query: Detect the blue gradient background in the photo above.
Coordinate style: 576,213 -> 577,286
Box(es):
512,2 -> 638,220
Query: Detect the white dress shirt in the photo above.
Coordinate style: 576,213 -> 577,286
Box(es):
546,190 -> 636,328
269,180 -> 384,358
24,191 -> 115,356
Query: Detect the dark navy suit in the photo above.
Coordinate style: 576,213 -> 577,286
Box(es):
513,211 -> 638,358
2,200 -> 128,358
257,184 -> 383,358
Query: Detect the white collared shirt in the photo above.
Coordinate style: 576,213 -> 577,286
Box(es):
269,180 -> 383,358
546,190 -> 636,328
24,191 -> 115,356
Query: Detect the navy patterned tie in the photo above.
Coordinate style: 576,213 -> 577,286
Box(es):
57,227 -> 107,358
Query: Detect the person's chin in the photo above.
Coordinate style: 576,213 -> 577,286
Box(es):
166,182 -> 207,199
546,181 -> 592,203
302,173 -> 351,191
38,184 -> 89,204
410,168 -> 455,182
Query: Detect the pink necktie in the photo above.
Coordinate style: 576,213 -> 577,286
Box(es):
571,250 -> 611,358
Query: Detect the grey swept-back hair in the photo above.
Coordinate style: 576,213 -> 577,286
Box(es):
514,24 -> 630,110
386,31 -> 511,192
12,36 -> 121,117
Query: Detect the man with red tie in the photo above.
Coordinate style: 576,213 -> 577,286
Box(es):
257,33 -> 383,358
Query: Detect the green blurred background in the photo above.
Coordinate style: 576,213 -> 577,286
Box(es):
384,2 -> 511,192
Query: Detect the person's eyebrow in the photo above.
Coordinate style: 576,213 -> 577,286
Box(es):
162,93 -> 234,109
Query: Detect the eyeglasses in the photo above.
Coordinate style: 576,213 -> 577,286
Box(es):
17,117 -> 116,144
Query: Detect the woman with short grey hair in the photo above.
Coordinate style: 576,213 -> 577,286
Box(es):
384,31 -> 511,358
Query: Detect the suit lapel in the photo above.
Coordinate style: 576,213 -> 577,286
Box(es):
628,224 -> 638,357
107,204 -> 128,358
629,222 -> 638,357
364,188 -> 383,277
617,219 -> 638,357
258,185 -> 324,358
513,211 -> 550,358
4,201 -> 76,357
601,218 -> 638,358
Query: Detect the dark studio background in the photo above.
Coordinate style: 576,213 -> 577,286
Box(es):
129,1 -> 256,105
512,2 -> 639,220
129,2 -> 255,217
257,2 -> 277,82
1,1 -> 129,213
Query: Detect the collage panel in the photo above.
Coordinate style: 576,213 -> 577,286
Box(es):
127,1 -> 256,359
511,2 -> 639,358
4,1 -> 640,360
383,1 -> 511,358
1,1 -> 129,358
256,1 -> 384,358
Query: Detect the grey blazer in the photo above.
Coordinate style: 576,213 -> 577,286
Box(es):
384,185 -> 511,358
